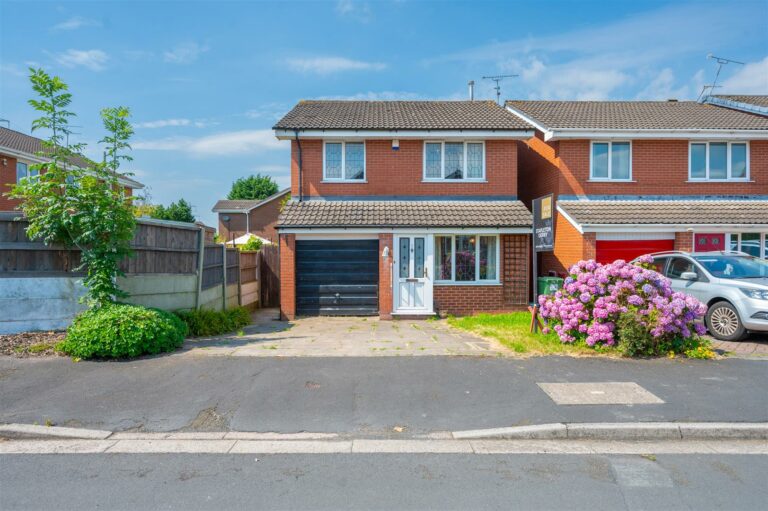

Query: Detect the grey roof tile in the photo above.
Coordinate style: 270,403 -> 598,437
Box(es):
506,100 -> 768,130
274,100 -> 533,130
278,200 -> 532,228
559,200 -> 768,226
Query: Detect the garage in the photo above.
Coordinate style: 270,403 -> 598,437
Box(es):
595,237 -> 674,265
295,239 -> 379,316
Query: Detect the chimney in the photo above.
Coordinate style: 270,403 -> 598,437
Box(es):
468,80 -> 475,101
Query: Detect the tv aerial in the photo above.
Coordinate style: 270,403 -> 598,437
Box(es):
697,54 -> 744,101
482,74 -> 518,104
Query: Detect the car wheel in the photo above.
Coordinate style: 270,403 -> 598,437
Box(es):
706,301 -> 746,341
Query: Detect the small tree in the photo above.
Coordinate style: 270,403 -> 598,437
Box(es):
227,174 -> 278,200
151,198 -> 195,223
9,68 -> 136,307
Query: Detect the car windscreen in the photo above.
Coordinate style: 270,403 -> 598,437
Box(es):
693,255 -> 768,279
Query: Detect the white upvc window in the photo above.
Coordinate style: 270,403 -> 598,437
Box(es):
728,232 -> 767,259
323,141 -> 366,181
15,161 -> 40,183
423,141 -> 485,181
590,141 -> 631,180
434,234 -> 499,284
689,141 -> 749,181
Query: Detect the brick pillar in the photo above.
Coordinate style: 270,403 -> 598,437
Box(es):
675,231 -> 694,252
378,233 -> 393,320
583,232 -> 597,260
279,233 -> 296,320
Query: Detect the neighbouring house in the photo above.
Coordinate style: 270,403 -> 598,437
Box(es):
273,100 -> 535,319
506,99 -> 768,276
0,126 -> 144,211
212,188 -> 290,245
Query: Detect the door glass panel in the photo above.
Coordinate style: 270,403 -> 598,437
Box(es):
741,233 -> 761,257
444,142 -> 464,179
425,143 -> 442,178
414,238 -> 425,279
611,142 -> 630,179
399,237 -> 410,278
591,143 -> 609,178
731,143 -> 747,179
690,143 -> 706,178
479,236 -> 497,280
455,235 -> 476,281
709,143 -> 727,179
434,236 -> 452,280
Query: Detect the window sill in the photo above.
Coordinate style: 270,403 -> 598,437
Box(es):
686,179 -> 752,183
587,179 -> 635,183
321,180 -> 367,184
422,179 -> 487,183
434,281 -> 501,286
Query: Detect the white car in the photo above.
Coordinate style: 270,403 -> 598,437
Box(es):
644,251 -> 768,341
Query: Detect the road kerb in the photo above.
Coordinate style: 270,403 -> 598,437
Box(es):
566,422 -> 682,440
678,423 -> 768,439
453,423 -> 566,440
0,423 -> 112,440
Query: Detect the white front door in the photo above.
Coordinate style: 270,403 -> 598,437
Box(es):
393,235 -> 433,314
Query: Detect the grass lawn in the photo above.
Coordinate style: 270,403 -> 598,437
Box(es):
447,312 -> 617,356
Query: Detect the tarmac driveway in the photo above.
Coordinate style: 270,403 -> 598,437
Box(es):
180,309 -> 502,357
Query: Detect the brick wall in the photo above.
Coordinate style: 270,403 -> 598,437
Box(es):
279,233 -> 296,320
517,135 -> 561,206
291,139 -> 518,198
0,153 -> 20,211
674,231 -> 694,252
540,211 -> 596,277
433,234 -> 529,315
218,212 -> 247,242
218,198 -> 283,243
378,234 -> 393,319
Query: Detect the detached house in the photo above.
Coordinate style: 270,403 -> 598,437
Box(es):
507,100 -> 768,276
273,101 -> 534,319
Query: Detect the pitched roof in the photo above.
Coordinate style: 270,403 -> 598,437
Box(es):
712,95 -> 768,108
0,126 -> 144,188
212,188 -> 290,212
505,100 -> 768,131
558,200 -> 768,226
277,200 -> 532,228
274,100 -> 533,131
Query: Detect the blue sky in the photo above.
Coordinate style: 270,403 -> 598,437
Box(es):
1,0 -> 766,226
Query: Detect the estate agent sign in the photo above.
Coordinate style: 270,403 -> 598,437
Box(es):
532,194 -> 554,252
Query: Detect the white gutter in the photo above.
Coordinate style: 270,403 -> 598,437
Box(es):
274,129 -> 534,140
277,227 -> 532,234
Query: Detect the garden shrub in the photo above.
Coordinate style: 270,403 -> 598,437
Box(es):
538,256 -> 708,356
174,307 -> 251,337
58,303 -> 188,359
238,235 -> 263,252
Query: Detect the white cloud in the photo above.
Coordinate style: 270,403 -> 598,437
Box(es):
719,56 -> 768,94
0,63 -> 26,78
635,68 -> 690,100
53,49 -> 109,71
134,118 -> 209,129
133,130 -> 286,156
287,57 -> 386,75
52,16 -> 101,31
245,102 -> 292,120
163,42 -> 209,64
336,0 -> 372,23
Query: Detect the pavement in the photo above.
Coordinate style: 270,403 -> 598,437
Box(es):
2,452 -> 767,510
181,309 -> 500,357
1,355 -> 766,434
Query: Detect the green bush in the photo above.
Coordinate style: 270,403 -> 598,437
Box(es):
175,307 -> 251,337
58,303 -> 188,359
616,312 -> 714,359
238,235 -> 263,252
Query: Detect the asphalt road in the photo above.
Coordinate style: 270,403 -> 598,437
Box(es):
1,355 -> 766,434
2,452 -> 766,510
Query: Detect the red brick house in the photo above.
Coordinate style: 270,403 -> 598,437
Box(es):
212,188 -> 290,244
273,100 -> 534,319
0,126 -> 144,211
506,100 -> 768,276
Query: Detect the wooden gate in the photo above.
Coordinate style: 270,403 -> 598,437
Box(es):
259,244 -> 279,307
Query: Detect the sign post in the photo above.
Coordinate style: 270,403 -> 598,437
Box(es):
530,194 -> 555,332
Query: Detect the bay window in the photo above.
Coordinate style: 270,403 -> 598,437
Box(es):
434,234 -> 499,283
590,141 -> 631,180
423,141 -> 485,181
324,141 -> 365,181
689,142 -> 748,181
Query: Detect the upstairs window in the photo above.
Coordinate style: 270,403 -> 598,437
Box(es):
590,141 -> 631,180
15,161 -> 39,183
690,142 -> 748,181
323,141 -> 365,181
423,141 -> 485,181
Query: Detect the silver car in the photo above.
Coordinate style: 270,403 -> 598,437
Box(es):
646,251 -> 768,341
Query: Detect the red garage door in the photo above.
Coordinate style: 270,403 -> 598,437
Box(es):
595,239 -> 674,265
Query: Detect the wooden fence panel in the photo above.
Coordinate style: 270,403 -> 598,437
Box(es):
239,251 -> 259,283
226,248 -> 239,286
201,244 -> 223,290
260,244 -> 279,307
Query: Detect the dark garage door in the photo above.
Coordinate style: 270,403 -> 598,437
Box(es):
296,239 -> 379,316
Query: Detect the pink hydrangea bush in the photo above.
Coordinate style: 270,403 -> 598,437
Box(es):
538,255 -> 707,350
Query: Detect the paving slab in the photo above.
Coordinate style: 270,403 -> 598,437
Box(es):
537,382 -> 665,405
